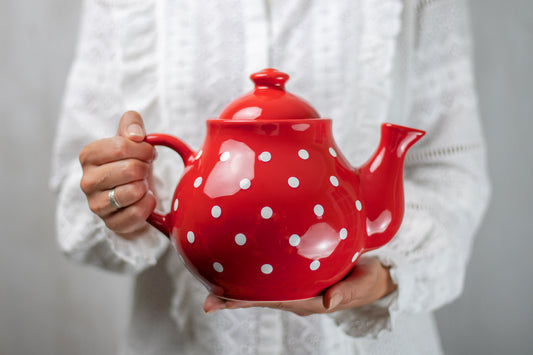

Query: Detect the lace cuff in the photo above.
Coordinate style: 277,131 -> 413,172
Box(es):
327,290 -> 397,338
55,164 -> 169,274
103,225 -> 169,271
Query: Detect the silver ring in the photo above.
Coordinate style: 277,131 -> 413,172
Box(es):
108,188 -> 122,209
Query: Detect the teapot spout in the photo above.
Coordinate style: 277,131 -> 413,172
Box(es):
358,123 -> 425,252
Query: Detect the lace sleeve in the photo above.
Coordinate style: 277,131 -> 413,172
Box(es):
329,0 -> 491,337
50,0 -> 168,274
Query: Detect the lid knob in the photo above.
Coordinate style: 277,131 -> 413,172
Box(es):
218,68 -> 320,120
251,68 -> 289,90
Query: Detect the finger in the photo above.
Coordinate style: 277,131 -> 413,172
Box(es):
80,136 -> 154,167
224,296 -> 326,316
88,180 -> 149,218
103,191 -> 156,234
117,111 -> 146,142
81,158 -> 151,194
322,258 -> 383,311
203,294 -> 227,314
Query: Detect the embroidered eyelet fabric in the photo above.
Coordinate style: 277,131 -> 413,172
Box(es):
50,0 -> 491,354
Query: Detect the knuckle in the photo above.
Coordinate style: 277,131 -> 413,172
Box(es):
111,137 -> 129,158
131,181 -> 148,200
88,198 -> 104,215
104,218 -> 119,232
79,140 -> 104,166
123,160 -> 148,181
80,175 -> 94,194
129,201 -> 151,223
78,146 -> 89,166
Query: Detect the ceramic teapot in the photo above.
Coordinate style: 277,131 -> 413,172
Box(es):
144,68 -> 425,301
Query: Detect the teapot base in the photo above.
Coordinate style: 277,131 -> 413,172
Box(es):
214,294 -> 316,303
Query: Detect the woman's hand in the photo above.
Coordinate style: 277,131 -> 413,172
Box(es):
79,111 -> 157,238
203,257 -> 397,316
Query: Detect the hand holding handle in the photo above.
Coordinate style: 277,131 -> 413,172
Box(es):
143,133 -> 194,237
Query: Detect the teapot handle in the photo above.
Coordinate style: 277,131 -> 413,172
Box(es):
143,133 -> 195,238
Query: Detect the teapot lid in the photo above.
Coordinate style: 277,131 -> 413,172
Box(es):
218,68 -> 321,120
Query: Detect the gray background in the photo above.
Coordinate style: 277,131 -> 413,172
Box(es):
1,0 -> 531,354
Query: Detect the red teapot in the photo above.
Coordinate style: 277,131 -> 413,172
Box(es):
145,69 -> 425,301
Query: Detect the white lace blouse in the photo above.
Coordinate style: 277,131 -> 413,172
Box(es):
50,0 -> 491,354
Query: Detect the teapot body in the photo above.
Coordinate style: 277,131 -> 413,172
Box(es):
144,68 -> 425,301
166,119 -> 366,301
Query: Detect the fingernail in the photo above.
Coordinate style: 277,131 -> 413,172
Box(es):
327,293 -> 342,310
127,123 -> 145,138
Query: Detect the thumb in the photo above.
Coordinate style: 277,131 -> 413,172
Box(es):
323,288 -> 345,310
117,111 -> 146,142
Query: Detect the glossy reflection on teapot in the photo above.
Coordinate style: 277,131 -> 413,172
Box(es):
144,68 -> 425,301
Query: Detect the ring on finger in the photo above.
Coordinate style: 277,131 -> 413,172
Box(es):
108,188 -> 122,209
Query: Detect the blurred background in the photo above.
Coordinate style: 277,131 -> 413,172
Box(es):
1,0 -> 531,354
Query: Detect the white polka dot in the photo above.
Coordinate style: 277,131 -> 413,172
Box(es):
187,231 -> 195,243
193,177 -> 203,188
288,177 -> 300,188
330,176 -> 339,187
173,199 -> 179,211
310,260 -> 321,271
289,234 -> 301,246
195,150 -> 203,159
352,252 -> 360,263
261,264 -> 273,274
329,147 -> 337,157
220,151 -> 231,161
240,178 -> 251,190
213,262 -> 224,272
211,205 -> 222,218
261,206 -> 273,219
355,200 -> 362,211
235,233 -> 246,246
298,149 -> 309,160
340,228 -> 348,240
314,204 -> 324,217
259,151 -> 271,162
